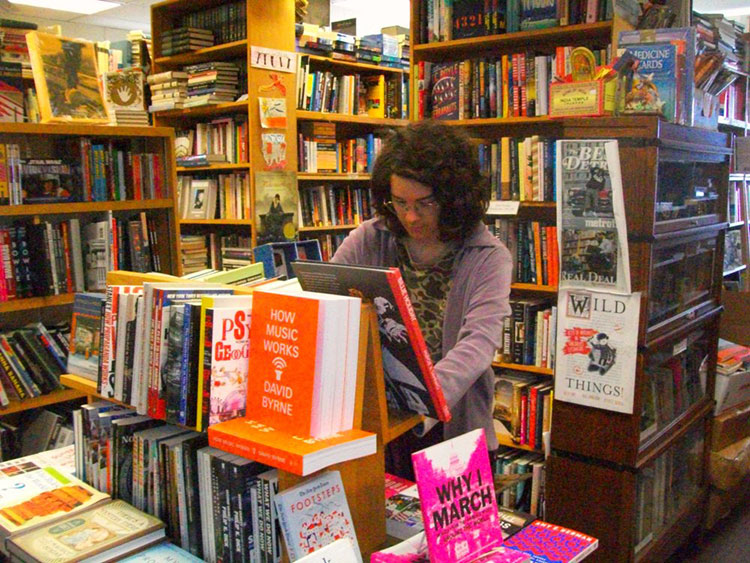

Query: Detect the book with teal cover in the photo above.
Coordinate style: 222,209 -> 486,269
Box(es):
621,42 -> 678,121
120,542 -> 203,561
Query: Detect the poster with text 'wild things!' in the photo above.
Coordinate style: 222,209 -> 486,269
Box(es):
554,289 -> 640,414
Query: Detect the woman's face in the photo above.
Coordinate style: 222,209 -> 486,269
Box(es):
389,175 -> 441,243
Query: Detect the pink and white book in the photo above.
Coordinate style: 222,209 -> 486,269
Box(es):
411,429 -> 505,562
502,520 -> 598,563
370,532 -> 529,563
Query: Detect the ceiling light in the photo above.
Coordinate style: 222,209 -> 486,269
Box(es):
8,0 -> 121,15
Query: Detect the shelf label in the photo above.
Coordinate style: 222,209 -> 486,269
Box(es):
486,200 -> 520,215
251,46 -> 297,73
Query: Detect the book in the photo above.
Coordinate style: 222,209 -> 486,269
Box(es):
0,62 -> 24,122
245,287 -> 361,438
386,482 -> 423,540
6,500 -> 165,563
294,538 -> 360,562
621,43 -> 678,120
66,293 -> 105,381
292,260 -> 450,421
274,469 -> 362,562
411,428 -> 504,562
207,418 -> 376,476
503,520 -> 598,562
371,531 -> 530,563
120,541 -> 203,561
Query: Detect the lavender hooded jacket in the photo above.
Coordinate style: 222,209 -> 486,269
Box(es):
331,217 -> 512,449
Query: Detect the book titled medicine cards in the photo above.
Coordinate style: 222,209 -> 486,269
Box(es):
411,429 -> 505,562
554,289 -> 640,414
274,470 -> 362,562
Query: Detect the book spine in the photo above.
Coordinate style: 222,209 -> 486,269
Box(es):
200,308 -> 214,432
386,270 -> 450,422
207,427 -> 304,475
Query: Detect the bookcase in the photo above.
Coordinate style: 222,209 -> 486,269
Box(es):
545,119 -> 731,562
0,123 -> 179,417
150,0 -> 299,273
719,70 -> 750,291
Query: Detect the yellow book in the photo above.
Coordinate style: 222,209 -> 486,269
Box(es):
0,144 -> 8,202
365,75 -> 385,119
500,137 -> 511,200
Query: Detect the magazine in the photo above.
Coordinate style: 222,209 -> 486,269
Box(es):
556,140 -> 631,294
292,259 -> 451,421
553,289 -> 640,414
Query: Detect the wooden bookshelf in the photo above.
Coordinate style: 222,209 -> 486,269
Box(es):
510,283 -> 558,293
0,123 -> 180,417
152,100 -> 249,119
492,362 -> 554,376
154,39 -> 248,66
179,218 -> 253,226
496,433 -> 541,453
176,163 -> 251,173
304,53 -> 407,75
298,224 -> 360,232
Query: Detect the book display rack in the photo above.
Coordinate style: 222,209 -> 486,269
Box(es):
61,269 -> 421,560
0,124 -> 179,418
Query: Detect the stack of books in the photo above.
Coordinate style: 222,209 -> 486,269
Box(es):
147,70 -> 188,112
103,68 -> 149,126
180,235 -> 209,274
356,34 -> 382,65
183,61 -> 240,107
159,27 -> 214,56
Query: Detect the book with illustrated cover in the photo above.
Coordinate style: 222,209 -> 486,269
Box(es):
120,541 -> 203,561
274,470 -> 361,562
411,429 -> 504,562
66,292 -> 105,381
0,61 -> 24,122
292,260 -> 451,422
430,62 -> 459,120
621,43 -> 677,121
371,531 -> 529,562
294,538 -> 359,562
503,520 -> 598,562
6,500 -> 164,563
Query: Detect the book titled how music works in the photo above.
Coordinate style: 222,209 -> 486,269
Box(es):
292,260 -> 450,421
208,286 -> 375,475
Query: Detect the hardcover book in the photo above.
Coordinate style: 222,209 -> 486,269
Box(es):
292,260 -> 451,422
430,62 -> 459,120
6,500 -> 165,563
411,429 -> 504,562
502,520 -> 598,562
274,470 -> 362,562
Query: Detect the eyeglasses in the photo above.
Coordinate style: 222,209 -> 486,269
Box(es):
384,197 -> 439,216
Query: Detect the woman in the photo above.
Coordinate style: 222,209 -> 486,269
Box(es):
331,121 -> 512,476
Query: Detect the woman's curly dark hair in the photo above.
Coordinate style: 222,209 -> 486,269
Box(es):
371,120 -> 487,241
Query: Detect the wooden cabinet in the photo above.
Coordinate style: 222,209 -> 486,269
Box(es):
0,122 -> 179,416
547,119 -> 731,562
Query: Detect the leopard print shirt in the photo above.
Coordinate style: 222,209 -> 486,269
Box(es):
396,239 -> 459,364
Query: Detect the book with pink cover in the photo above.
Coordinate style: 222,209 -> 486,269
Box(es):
411,428 -> 505,562
369,532 -> 529,563
503,520 -> 598,562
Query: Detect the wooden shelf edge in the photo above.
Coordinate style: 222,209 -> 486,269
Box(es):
0,388 -> 87,415
299,224 -> 359,232
493,362 -> 554,376
177,163 -> 250,172
179,219 -> 253,225
305,54 -> 407,75
384,411 -> 423,444
0,293 -> 75,313
0,123 -> 175,137
60,374 -> 134,410
154,39 -> 248,66
297,173 -> 372,181
153,100 -> 249,118
496,433 -> 543,453
510,283 -> 558,293
0,199 -> 175,217
296,111 -> 409,126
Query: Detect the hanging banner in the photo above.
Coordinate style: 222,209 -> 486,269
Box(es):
554,288 -> 640,414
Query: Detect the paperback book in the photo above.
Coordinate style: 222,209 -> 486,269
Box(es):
502,520 -> 598,563
411,429 -> 504,562
66,292 -> 105,381
292,260 -> 450,422
274,470 -> 362,562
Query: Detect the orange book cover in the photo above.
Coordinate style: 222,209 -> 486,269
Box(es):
208,418 -> 376,476
246,290 -> 321,436
532,222 -> 543,286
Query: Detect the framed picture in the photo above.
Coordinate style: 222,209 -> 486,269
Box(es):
26,31 -> 110,124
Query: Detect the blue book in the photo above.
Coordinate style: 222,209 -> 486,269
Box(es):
120,542 -> 203,562
621,42 -> 678,121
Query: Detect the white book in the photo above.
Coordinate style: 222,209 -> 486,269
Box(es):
68,218 -> 85,292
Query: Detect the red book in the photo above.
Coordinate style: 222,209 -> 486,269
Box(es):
293,260 -> 451,422
504,520 -> 598,562
528,384 -> 539,450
